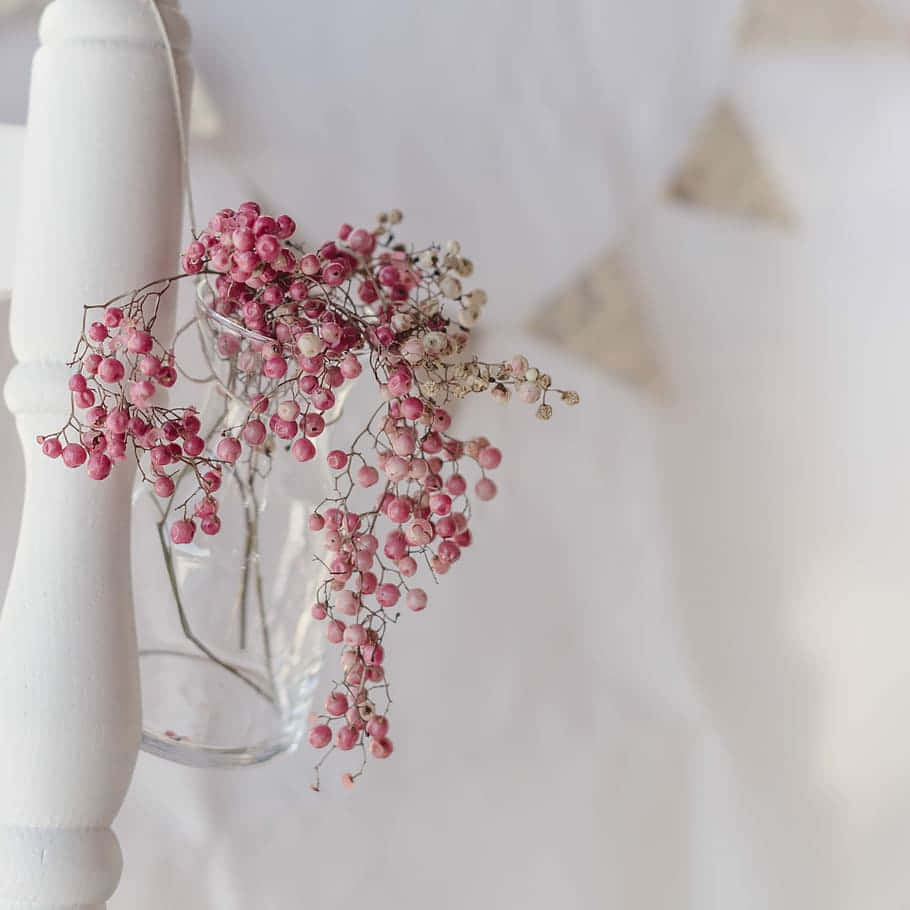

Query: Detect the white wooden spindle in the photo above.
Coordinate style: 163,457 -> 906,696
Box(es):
0,1 -> 191,906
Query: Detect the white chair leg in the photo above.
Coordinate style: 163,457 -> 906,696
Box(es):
0,1 -> 191,906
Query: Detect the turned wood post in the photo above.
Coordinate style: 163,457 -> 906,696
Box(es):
0,1 -> 191,906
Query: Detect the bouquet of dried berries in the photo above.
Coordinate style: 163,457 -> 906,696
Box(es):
39,203 -> 579,787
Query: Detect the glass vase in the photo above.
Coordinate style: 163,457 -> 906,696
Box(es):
133,289 -> 342,767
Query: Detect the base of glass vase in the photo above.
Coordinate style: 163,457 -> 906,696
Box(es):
138,649 -> 319,768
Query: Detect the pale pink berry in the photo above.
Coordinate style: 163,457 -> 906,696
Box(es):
140,355 -> 162,377
170,519 -> 196,544
509,355 -> 529,376
343,623 -> 367,646
183,435 -> 204,457
311,387 -> 335,412
478,446 -> 502,469
436,516 -> 456,538
104,306 -> 124,327
255,234 -> 281,261
127,330 -> 153,354
421,432 -> 442,454
308,512 -> 325,531
386,497 -> 411,523
392,430 -> 416,456
300,253 -> 320,275
157,366 -> 177,387
358,571 -> 378,595
358,533 -> 379,554
362,643 -> 385,665
384,455 -> 409,481
42,438 -> 63,459
83,353 -> 102,375
409,459 -> 429,480
369,737 -> 393,759
291,437 -> 316,462
405,518 -> 434,546
387,368 -> 412,398
88,322 -> 108,342
405,588 -> 428,612
302,413 -> 325,438
242,419 -> 266,445
98,357 -> 125,383
354,550 -> 374,571
432,408 -> 452,432
356,465 -> 379,487
277,400 -> 300,421
263,355 -> 287,379
326,620 -> 345,644
401,396 -> 424,420
277,214 -> 296,239
340,354 -> 362,379
87,452 -> 112,480
129,380 -> 154,406
308,724 -> 332,749
201,515 -> 221,535
106,410 -> 129,434
429,492 -> 452,515
400,337 -> 425,364
154,476 -> 175,498
376,583 -> 400,607
398,555 -> 418,577
475,478 -> 497,501
311,602 -> 327,620
446,473 -> 467,496
335,726 -> 358,751
438,540 -> 461,563
327,449 -> 348,470
325,691 -> 348,717
62,443 -> 87,468
73,389 -> 95,409
216,436 -> 242,464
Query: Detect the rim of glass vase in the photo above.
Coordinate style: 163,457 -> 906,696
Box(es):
193,281 -> 350,424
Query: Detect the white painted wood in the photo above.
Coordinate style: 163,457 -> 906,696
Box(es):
0,125 -> 24,300
0,1 -> 191,906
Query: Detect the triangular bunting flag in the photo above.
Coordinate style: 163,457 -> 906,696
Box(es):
666,101 -> 794,225
528,249 -> 665,395
740,0 -> 908,46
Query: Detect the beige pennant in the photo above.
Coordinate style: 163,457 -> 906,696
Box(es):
666,101 -> 793,225
528,249 -> 665,396
740,0 -> 908,46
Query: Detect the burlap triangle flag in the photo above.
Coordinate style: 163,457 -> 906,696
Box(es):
528,249 -> 665,395
666,101 -> 794,225
740,0 -> 908,46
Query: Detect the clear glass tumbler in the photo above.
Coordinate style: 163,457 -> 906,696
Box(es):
133,287 -> 342,767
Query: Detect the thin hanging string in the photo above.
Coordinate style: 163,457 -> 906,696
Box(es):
149,0 -> 198,236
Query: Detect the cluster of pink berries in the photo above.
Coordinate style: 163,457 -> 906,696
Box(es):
37,283 -> 226,540
304,407 -> 504,783
42,203 -> 578,788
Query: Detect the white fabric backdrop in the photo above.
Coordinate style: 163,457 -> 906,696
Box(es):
13,4 -> 910,909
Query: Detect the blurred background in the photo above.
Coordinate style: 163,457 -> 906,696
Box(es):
5,0 -> 910,907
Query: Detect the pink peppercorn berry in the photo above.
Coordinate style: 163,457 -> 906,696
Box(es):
62,443 -> 87,468
170,519 -> 196,545
41,438 -> 63,459
308,724 -> 332,749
